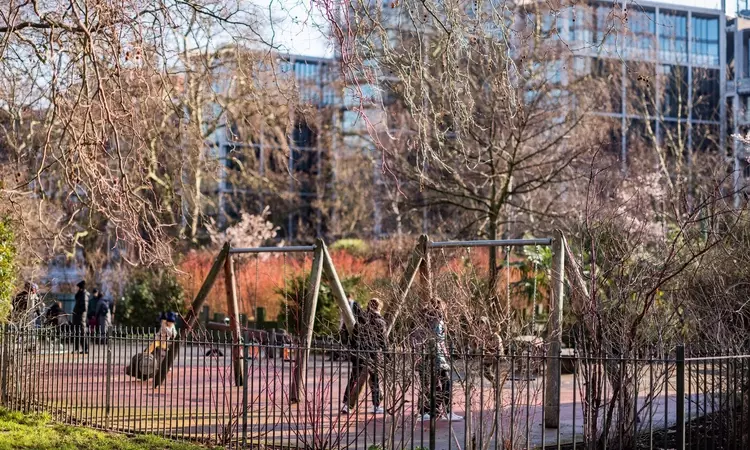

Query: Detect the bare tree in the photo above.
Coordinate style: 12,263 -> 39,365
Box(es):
0,0 -> 300,265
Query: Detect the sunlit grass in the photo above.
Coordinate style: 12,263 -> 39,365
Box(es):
0,409 -> 211,450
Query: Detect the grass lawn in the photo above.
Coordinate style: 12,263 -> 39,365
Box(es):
0,409 -> 212,450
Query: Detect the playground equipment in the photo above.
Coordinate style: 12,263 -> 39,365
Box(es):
155,231 -> 577,429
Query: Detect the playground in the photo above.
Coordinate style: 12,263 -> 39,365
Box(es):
4,335 -> 705,450
0,235 -> 737,449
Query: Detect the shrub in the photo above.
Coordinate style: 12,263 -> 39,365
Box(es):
119,269 -> 185,327
277,273 -> 370,336
0,219 -> 16,322
330,239 -> 369,256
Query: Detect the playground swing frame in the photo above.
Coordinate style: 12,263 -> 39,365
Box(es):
154,239 -> 357,404
156,231 -> 576,429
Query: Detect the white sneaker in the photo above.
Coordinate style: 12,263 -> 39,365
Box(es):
416,413 -> 431,422
371,406 -> 384,414
442,412 -> 464,421
340,405 -> 349,414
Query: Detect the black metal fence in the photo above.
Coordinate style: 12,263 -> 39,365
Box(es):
0,326 -> 746,449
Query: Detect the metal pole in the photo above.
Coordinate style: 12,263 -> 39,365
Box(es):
242,340 -> 249,447
290,239 -> 325,403
676,345 -> 685,450
544,229 -> 565,428
105,334 -> 112,427
1,325 -> 8,405
225,254 -> 245,387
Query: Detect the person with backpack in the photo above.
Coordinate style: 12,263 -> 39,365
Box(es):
95,291 -> 111,344
414,299 -> 463,422
71,281 -> 89,354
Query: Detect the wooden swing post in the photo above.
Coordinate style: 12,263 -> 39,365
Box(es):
544,229 -> 566,428
224,253 -> 245,387
322,242 -> 356,332
290,239 -> 325,403
154,242 -> 230,388
383,234 -> 428,334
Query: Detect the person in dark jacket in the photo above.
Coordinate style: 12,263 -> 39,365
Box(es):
11,282 -> 40,327
341,298 -> 388,414
72,281 -> 89,354
95,291 -> 111,344
88,289 -> 99,331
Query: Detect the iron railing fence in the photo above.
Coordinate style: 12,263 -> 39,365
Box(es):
0,326 -> 746,450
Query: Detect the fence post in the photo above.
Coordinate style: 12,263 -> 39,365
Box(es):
544,229 -> 565,428
676,345 -> 685,450
105,330 -> 112,429
429,345 -> 437,450
242,340 -> 249,447
0,325 -> 8,406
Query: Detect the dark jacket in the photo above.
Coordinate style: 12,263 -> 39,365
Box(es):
12,291 -> 29,316
96,297 -> 111,316
340,301 -> 363,347
87,296 -> 99,320
349,309 -> 388,367
73,289 -> 89,318
45,304 -> 64,327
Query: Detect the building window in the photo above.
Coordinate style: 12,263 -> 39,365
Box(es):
659,64 -> 689,119
692,67 -> 720,121
595,5 -> 620,53
658,11 -> 687,64
591,58 -> 622,113
569,5 -> 593,46
293,122 -> 316,149
626,9 -> 655,59
691,16 -> 719,66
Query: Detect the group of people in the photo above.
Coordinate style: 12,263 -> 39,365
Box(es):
9,280 -> 113,354
339,297 -> 463,422
71,280 -> 113,353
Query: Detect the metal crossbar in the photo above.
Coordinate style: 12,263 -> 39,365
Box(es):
429,238 -> 553,248
229,245 -> 316,254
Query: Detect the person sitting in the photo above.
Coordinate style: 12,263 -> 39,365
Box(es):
148,312 -> 177,358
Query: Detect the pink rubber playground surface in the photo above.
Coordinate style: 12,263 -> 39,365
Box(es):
10,341 -> 709,449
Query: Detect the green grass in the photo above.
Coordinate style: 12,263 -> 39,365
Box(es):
0,409 -> 211,450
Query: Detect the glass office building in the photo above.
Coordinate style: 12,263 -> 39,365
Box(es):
518,0 -> 725,171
